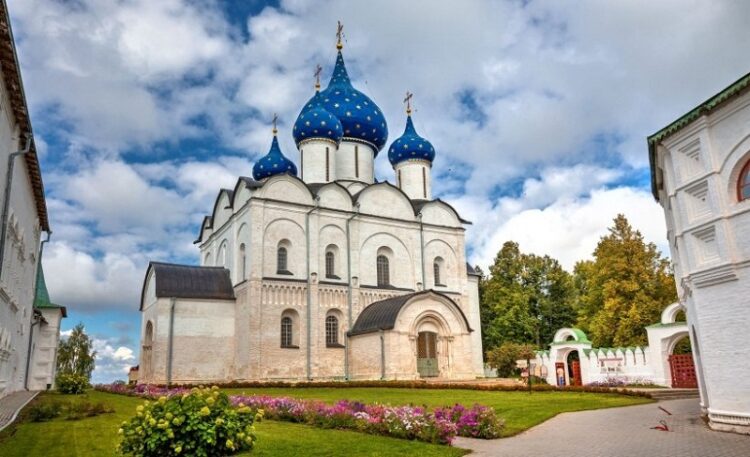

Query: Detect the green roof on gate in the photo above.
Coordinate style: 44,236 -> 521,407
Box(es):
34,266 -> 67,317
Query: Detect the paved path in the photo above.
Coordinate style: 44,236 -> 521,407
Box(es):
0,391 -> 38,432
455,399 -> 750,457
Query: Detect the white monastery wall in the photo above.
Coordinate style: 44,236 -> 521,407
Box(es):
654,91 -> 750,433
28,308 -> 63,390
141,297 -> 236,384
0,68 -> 43,397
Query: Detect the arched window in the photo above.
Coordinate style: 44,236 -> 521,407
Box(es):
377,255 -> 390,286
142,321 -> 154,380
433,256 -> 445,286
277,246 -> 288,273
325,251 -> 335,278
219,241 -> 228,268
325,315 -> 339,347
280,316 -> 293,348
239,243 -> 246,280
739,160 -> 750,201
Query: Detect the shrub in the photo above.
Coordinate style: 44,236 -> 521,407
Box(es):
118,386 -> 260,457
56,373 -> 89,394
26,397 -> 113,422
485,342 -> 537,377
27,400 -> 63,422
64,400 -> 114,420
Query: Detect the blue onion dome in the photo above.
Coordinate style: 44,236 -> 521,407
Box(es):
388,113 -> 435,166
293,92 -> 344,146
311,50 -> 388,154
252,133 -> 298,180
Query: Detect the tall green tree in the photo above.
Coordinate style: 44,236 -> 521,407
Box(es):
574,214 -> 677,347
56,323 -> 97,380
481,241 -> 576,352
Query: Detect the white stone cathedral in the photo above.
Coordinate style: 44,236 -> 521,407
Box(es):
138,34 -> 484,384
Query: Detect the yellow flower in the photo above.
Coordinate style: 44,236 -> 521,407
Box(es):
149,418 -> 157,426
159,396 -> 167,405
117,428 -> 123,435
166,412 -> 173,420
215,418 -> 224,426
175,445 -> 182,454
206,397 -> 215,406
226,439 -> 234,450
200,406 -> 211,416
136,405 -> 144,413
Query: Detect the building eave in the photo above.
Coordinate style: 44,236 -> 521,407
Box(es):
0,1 -> 49,231
648,70 -> 750,202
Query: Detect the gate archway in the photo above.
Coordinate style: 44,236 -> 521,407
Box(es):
668,334 -> 697,388
566,350 -> 582,386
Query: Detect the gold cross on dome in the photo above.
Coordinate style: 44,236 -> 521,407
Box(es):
314,64 -> 322,90
272,113 -> 278,135
336,21 -> 344,50
403,91 -> 413,115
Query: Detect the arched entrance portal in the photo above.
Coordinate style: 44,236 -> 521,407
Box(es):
417,331 -> 438,377
567,350 -> 582,386
668,334 -> 697,388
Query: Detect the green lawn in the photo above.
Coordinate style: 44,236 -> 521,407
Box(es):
0,391 -> 466,457
0,387 -> 650,456
222,386 -> 652,436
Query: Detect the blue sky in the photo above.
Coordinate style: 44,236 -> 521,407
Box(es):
8,0 -> 750,383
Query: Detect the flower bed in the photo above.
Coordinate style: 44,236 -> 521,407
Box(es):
103,379 -> 652,398
95,384 -> 504,445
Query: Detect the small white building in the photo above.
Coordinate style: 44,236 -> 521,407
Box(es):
649,71 -> 750,434
0,1 -> 62,397
534,303 -> 691,388
138,38 -> 484,384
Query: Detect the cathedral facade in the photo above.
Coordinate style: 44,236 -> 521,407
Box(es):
138,38 -> 484,384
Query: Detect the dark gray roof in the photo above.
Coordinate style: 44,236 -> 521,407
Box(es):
141,262 -> 235,309
349,290 -> 472,336
306,183 -> 327,195
466,263 -> 481,276
238,176 -> 264,189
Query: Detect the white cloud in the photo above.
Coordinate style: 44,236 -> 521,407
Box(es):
464,184 -> 668,271
11,0 -> 746,318
44,242 -> 145,312
91,337 -> 136,384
